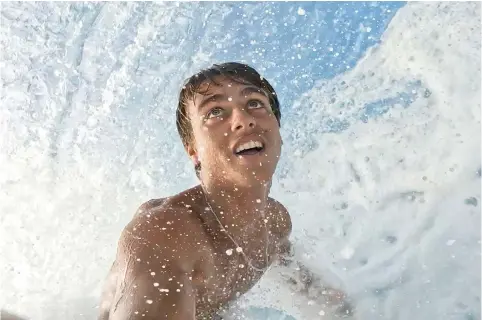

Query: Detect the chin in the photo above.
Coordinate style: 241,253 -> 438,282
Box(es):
236,166 -> 276,184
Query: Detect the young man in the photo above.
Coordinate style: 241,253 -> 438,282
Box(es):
98,63 -> 350,319
98,62 -> 291,320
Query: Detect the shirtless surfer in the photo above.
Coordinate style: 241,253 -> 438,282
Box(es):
98,62 -> 351,319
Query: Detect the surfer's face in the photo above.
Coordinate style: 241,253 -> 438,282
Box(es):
186,77 -> 282,184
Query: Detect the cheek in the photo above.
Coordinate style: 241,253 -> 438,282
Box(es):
270,131 -> 282,155
195,130 -> 229,159
267,124 -> 281,141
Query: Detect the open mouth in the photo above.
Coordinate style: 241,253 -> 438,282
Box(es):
235,146 -> 264,156
234,141 -> 265,156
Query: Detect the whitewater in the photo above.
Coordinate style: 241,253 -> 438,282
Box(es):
1,2 -> 480,320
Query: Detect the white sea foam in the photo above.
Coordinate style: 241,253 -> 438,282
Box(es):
0,2 -> 480,320
244,2 -> 480,319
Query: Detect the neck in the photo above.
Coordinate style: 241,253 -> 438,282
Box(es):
200,174 -> 272,235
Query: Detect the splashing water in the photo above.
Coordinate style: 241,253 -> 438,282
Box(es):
1,2 -> 480,320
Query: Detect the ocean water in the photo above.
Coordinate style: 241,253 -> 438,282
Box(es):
0,2 -> 480,320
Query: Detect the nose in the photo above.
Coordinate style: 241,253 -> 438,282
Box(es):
231,108 -> 256,132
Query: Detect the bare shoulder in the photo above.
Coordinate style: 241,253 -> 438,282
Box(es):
105,192 -> 211,320
132,198 -> 168,219
268,197 -> 292,238
117,195 -> 209,272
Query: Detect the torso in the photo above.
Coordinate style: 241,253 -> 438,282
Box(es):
192,201 -> 280,319
99,186 -> 290,319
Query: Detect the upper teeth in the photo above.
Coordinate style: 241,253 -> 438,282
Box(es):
236,141 -> 263,153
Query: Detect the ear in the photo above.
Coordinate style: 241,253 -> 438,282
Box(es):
187,144 -> 199,165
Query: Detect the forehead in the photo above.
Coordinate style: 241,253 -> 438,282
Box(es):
196,76 -> 260,96
188,77 -> 266,111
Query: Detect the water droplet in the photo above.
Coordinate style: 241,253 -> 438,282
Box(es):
153,282 -> 159,287
464,197 -> 478,206
297,7 -> 306,15
150,272 -> 155,276
256,199 -> 261,203
340,246 -> 354,259
228,97 -> 233,101
446,239 -> 456,246
146,299 -> 153,304
236,247 -> 243,253
226,249 -> 233,256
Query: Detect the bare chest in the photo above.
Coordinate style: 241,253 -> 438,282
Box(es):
194,236 -> 280,318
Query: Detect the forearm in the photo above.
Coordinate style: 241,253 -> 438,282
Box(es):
109,300 -> 195,320
108,275 -> 197,320
276,241 -> 354,317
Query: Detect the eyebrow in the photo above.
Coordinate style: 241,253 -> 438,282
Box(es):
240,86 -> 268,98
197,86 -> 268,111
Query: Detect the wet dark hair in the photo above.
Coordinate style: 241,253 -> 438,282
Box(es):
176,62 -> 281,178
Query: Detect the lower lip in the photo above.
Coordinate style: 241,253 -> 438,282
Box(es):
235,149 -> 264,157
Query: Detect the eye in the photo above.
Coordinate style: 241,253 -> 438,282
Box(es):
247,99 -> 266,109
206,107 -> 224,119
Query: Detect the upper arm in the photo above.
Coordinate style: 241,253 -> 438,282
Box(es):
270,198 -> 292,239
109,212 -> 199,320
270,199 -> 293,261
109,263 -> 196,320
